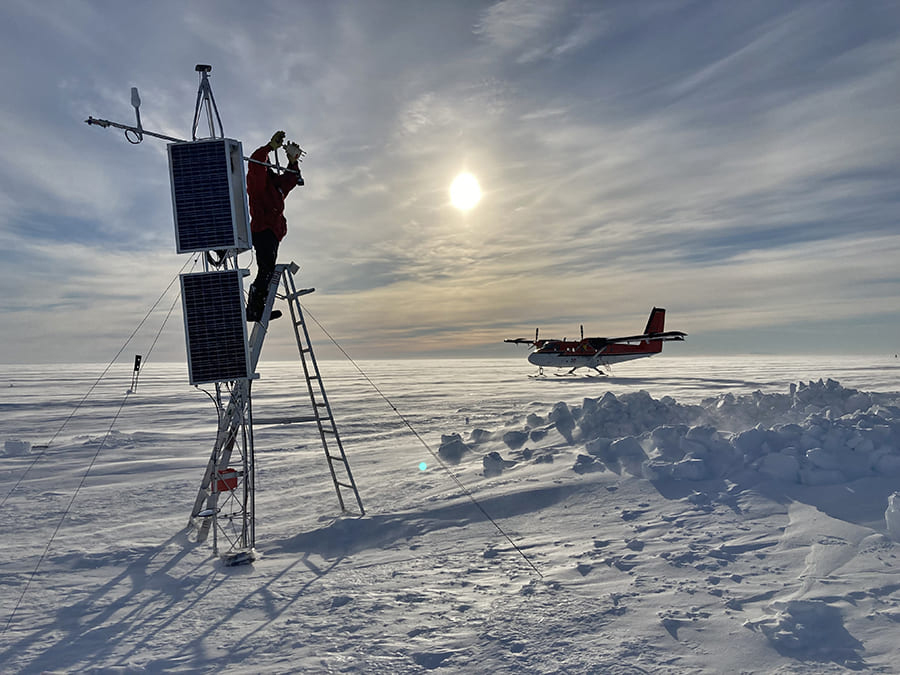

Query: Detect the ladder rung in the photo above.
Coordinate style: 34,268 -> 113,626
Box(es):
336,481 -> 354,489
254,415 -> 318,425
328,455 -> 347,463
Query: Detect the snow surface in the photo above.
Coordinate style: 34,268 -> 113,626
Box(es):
2,356 -> 900,674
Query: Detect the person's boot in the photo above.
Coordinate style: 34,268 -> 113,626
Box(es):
245,286 -> 264,322
246,285 -> 284,322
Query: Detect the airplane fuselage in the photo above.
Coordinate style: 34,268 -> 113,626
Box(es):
527,342 -> 661,369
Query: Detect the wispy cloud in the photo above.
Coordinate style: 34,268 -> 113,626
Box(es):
1,0 -> 899,362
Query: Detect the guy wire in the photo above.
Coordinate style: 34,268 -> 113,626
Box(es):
0,254 -> 199,510
3,386 -> 133,634
300,306 -> 543,579
2,255 -> 200,634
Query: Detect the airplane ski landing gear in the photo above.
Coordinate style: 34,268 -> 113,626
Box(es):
529,364 -> 607,377
553,365 -> 608,376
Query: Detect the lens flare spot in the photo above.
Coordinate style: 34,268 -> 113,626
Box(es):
419,462 -> 428,472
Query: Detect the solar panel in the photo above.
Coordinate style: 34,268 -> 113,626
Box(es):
180,270 -> 251,385
169,139 -> 251,254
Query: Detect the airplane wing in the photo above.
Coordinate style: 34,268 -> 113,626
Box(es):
588,330 -> 687,348
505,328 -> 544,347
506,329 -> 686,350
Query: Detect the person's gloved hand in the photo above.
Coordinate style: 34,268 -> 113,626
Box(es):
284,141 -> 303,163
269,130 -> 286,150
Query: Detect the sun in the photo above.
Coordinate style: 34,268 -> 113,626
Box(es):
449,172 -> 482,211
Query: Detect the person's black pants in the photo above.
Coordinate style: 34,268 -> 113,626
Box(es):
248,229 -> 279,315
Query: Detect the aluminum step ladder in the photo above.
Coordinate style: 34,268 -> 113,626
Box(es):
188,262 -> 363,555
279,266 -> 364,515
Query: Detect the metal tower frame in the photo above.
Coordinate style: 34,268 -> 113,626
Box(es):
187,263 -> 364,564
86,65 -> 356,566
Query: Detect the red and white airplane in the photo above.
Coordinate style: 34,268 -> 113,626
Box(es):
505,307 -> 686,375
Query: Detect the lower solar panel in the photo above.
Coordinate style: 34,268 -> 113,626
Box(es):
180,270 -> 251,385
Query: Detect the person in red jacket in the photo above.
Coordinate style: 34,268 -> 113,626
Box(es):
245,130 -> 304,322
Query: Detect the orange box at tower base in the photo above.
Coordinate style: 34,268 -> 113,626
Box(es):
215,468 -> 239,492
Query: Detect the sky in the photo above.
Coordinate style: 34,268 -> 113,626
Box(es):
1,0 -> 899,364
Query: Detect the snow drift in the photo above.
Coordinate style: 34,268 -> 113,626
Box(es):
442,378 -> 900,492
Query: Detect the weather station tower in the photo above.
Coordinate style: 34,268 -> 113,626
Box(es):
86,65 -> 364,565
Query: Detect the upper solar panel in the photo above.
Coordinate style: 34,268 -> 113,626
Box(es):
169,139 -> 251,254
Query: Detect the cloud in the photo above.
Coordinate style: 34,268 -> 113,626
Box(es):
474,0 -> 610,64
1,0 -> 899,362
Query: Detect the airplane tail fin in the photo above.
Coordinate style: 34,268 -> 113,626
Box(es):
644,307 -> 666,353
644,307 -> 666,335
